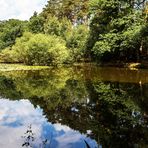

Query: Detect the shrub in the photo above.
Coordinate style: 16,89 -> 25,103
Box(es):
0,32 -> 69,66
0,47 -> 16,63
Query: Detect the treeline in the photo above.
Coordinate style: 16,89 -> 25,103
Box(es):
0,0 -> 148,65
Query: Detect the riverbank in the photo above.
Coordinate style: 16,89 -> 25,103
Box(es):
0,62 -> 148,72
0,64 -> 50,71
98,62 -> 148,70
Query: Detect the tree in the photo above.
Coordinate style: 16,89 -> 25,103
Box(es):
0,19 -> 27,50
44,16 -> 72,37
42,0 -> 89,24
86,0 -> 145,62
44,16 -> 89,62
65,25 -> 89,62
28,12 -> 45,33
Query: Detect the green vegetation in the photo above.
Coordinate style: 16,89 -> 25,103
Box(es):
0,64 -> 50,71
0,32 -> 69,65
0,0 -> 148,66
0,19 -> 27,49
87,0 -> 146,62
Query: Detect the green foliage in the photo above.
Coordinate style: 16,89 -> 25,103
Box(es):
92,20 -> 143,61
0,48 -> 16,63
28,12 -> 45,33
0,0 -> 148,65
1,32 -> 69,65
0,19 -> 27,50
44,16 -> 89,62
141,22 -> 148,53
44,16 -> 72,37
86,0 -> 122,54
2,32 -> 33,63
121,24 -> 143,50
87,0 -> 146,62
65,25 -> 89,62
42,0 -> 89,24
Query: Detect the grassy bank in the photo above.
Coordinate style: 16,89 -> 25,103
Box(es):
0,62 -> 148,72
0,64 -> 50,71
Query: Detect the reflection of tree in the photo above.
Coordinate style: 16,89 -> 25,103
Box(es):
36,82 -> 148,148
22,125 -> 48,148
116,82 -> 148,115
0,67 -> 148,147
0,68 -> 84,100
91,82 -> 148,148
0,76 -> 22,99
22,125 -> 35,147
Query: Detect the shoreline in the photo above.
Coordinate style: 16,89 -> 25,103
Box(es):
0,62 -> 148,72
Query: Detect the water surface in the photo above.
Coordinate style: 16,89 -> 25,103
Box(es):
0,65 -> 148,148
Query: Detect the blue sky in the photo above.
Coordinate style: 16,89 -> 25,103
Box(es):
0,0 -> 48,20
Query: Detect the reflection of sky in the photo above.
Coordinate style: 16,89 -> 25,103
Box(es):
0,99 -> 98,148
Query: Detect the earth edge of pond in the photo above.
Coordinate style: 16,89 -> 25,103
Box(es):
0,62 -> 148,71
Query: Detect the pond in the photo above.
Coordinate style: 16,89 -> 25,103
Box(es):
0,65 -> 148,148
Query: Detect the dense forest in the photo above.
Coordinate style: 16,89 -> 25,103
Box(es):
0,0 -> 148,66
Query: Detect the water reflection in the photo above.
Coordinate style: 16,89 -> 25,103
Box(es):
0,66 -> 148,148
0,99 -> 98,148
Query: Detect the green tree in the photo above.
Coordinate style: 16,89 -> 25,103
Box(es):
65,25 -> 89,62
0,19 -> 27,50
28,12 -> 45,33
42,0 -> 89,24
44,16 -> 89,62
44,16 -> 72,37
87,0 -> 145,62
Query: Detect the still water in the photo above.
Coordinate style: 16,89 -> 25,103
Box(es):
0,65 -> 148,148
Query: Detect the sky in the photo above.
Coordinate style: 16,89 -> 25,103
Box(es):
0,0 -> 48,20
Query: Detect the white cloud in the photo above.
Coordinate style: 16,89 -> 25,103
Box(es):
0,0 -> 48,20
0,99 -> 98,148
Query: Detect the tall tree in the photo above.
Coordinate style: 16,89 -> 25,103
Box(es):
86,0 -> 145,62
42,0 -> 89,24
28,12 -> 45,33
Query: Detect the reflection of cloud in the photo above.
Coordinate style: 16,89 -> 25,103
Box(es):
0,99 -> 44,126
55,132 -> 85,148
0,99 -> 44,148
0,99 -> 98,148
53,123 -> 98,148
0,0 -> 48,20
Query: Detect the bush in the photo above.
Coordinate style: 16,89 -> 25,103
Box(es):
0,47 -> 17,63
0,32 -> 70,66
26,34 -> 69,65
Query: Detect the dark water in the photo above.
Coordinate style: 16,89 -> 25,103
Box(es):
0,65 -> 148,148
